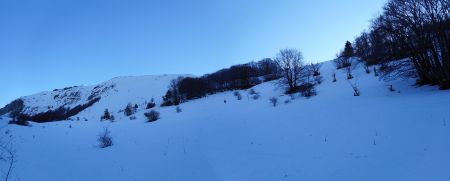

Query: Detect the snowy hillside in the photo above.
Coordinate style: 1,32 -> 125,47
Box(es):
1,61 -> 450,181
0,74 -> 185,121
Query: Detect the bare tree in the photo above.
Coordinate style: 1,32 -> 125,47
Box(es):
275,49 -> 307,92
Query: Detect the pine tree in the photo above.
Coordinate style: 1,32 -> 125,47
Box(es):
343,41 -> 354,58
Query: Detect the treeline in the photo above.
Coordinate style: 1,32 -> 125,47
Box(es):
162,48 -> 323,106
348,0 -> 449,89
161,58 -> 280,106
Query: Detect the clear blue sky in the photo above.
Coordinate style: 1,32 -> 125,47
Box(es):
0,0 -> 385,107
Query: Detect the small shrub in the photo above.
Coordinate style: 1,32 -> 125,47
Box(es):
374,67 -> 379,77
233,91 -> 242,100
284,99 -> 291,104
301,85 -> 317,97
269,97 -> 278,107
176,106 -> 182,113
146,98 -> 156,109
144,110 -> 160,122
124,103 -> 134,116
251,94 -> 260,100
98,127 -> 113,148
389,85 -> 395,92
129,116 -> 137,120
8,117 -> 29,126
349,81 -> 360,96
332,72 -> 337,82
364,65 -> 371,74
347,72 -> 354,79
101,109 -> 111,120
248,89 -> 257,95
314,75 -> 323,84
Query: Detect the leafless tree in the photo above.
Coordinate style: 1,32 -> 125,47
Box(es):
275,49 -> 307,92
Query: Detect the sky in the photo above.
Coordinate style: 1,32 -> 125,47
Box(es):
0,0 -> 386,107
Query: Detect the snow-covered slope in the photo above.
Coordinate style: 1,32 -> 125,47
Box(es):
1,61 -> 449,181
0,74 -> 184,120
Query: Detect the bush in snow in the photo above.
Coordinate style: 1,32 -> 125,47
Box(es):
251,94 -> 260,100
146,98 -> 156,109
332,72 -> 337,82
248,89 -> 257,95
299,83 -> 317,97
176,106 -> 182,113
248,89 -> 260,100
364,65 -> 371,74
269,97 -> 278,107
314,75 -> 323,84
124,103 -> 134,116
8,116 -> 29,126
233,91 -> 242,100
101,109 -> 111,120
348,81 -> 360,96
98,127 -> 113,148
129,116 -> 136,120
346,67 -> 354,80
374,67 -> 379,77
284,99 -> 291,104
308,62 -> 322,76
144,110 -> 160,122
389,85 -> 396,92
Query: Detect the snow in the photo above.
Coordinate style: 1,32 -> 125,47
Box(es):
1,61 -> 450,181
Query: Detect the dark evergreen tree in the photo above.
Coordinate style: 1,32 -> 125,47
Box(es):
343,41 -> 354,58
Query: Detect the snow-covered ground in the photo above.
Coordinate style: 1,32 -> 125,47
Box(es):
1,61 -> 449,181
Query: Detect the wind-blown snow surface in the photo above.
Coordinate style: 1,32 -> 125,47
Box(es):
1,62 -> 450,181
